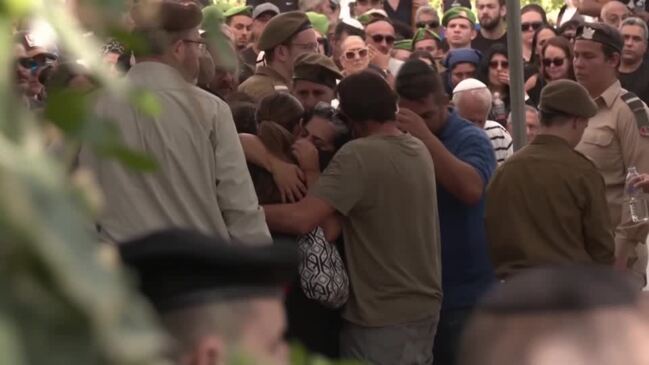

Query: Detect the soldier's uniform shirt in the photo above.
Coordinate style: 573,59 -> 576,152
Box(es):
575,80 -> 649,278
486,135 -> 615,279
238,65 -> 290,101
79,62 -> 271,245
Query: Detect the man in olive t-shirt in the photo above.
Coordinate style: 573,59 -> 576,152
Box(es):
264,71 -> 442,365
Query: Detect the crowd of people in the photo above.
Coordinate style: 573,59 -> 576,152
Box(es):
11,0 -> 649,364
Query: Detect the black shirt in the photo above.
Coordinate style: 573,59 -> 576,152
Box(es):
384,0 -> 413,27
471,31 -> 507,55
619,60 -> 649,105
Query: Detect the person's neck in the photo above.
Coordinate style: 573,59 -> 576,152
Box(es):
365,120 -> 403,137
267,60 -> 292,82
490,84 -> 507,94
522,44 -> 532,61
481,23 -> 505,40
586,77 -> 616,98
619,57 -> 643,74
450,43 -> 471,51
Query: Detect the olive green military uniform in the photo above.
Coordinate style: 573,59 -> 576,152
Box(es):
573,24 -> 649,285
237,11 -> 312,101
238,65 -> 291,101
486,80 -> 615,279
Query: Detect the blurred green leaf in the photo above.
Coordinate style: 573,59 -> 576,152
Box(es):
44,90 -> 91,135
101,145 -> 158,172
130,89 -> 162,117
2,0 -> 34,17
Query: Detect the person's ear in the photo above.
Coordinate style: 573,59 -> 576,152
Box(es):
172,39 -> 186,61
191,335 -> 226,365
471,28 -> 477,41
275,44 -> 290,63
500,5 -> 506,18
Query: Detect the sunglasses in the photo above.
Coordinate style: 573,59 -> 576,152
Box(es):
344,48 -> 369,60
416,20 -> 440,29
521,22 -> 543,32
542,58 -> 565,67
17,55 -> 56,72
489,60 -> 509,69
370,34 -> 395,46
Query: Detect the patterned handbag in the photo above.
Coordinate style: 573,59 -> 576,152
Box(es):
297,227 -> 349,308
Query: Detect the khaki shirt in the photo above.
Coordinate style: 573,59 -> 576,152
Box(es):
237,65 -> 290,102
80,62 -> 271,245
486,135 -> 615,279
576,80 -> 649,274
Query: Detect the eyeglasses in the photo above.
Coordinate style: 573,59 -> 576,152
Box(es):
182,39 -> 206,51
370,34 -> 395,46
416,20 -> 440,29
344,48 -> 369,59
489,60 -> 509,69
17,55 -> 56,73
542,58 -> 565,67
521,22 -> 543,32
290,42 -> 320,52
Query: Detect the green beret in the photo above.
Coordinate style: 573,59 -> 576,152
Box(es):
442,6 -> 476,27
223,5 -> 252,19
307,12 -> 329,35
539,79 -> 598,119
357,8 -> 388,26
412,28 -> 441,49
576,22 -> 623,53
293,53 -> 342,90
394,39 -> 413,51
131,0 -> 203,32
258,11 -> 312,51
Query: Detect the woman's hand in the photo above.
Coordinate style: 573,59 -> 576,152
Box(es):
270,159 -> 307,203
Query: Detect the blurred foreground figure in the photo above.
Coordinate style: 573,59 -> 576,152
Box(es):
120,229 -> 296,365
459,265 -> 649,365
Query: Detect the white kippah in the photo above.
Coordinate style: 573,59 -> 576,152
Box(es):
342,17 -> 364,30
452,78 -> 488,95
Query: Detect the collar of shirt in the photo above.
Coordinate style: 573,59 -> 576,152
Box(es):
127,61 -> 189,89
596,80 -> 622,109
256,65 -> 291,86
530,134 -> 572,149
437,108 -> 462,140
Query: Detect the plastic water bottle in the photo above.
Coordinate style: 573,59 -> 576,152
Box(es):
625,166 -> 649,223
492,92 -> 507,126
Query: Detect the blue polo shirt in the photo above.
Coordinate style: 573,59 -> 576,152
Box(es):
437,109 -> 496,311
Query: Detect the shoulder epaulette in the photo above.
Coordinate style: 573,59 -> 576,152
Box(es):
621,91 -> 649,136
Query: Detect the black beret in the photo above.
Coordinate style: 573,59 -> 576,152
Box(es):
258,11 -> 312,51
293,53 -> 342,89
119,229 -> 298,313
576,22 -> 624,52
131,0 -> 203,32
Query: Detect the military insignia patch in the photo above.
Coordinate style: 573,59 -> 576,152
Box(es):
582,27 -> 595,40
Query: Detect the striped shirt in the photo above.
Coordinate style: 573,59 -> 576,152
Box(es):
484,120 -> 513,165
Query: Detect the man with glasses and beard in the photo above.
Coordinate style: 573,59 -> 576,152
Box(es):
239,11 -> 319,101
472,0 -> 507,55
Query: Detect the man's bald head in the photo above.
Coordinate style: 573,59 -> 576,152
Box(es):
601,0 -> 630,28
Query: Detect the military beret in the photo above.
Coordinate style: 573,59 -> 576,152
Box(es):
131,0 -> 203,32
119,229 -> 298,313
539,79 -> 597,119
223,5 -> 253,19
293,52 -> 342,89
357,9 -> 389,26
412,27 -> 441,49
252,2 -> 280,19
394,39 -> 413,51
307,12 -> 330,35
258,11 -> 312,51
575,22 -> 623,53
442,6 -> 476,27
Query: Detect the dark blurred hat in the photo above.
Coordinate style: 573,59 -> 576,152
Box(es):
119,229 -> 298,313
575,22 -> 623,53
131,0 -> 203,32
258,11 -> 312,51
293,52 -> 342,89
443,0 -> 472,11
539,79 -> 598,119
442,6 -> 476,26
253,2 -> 280,19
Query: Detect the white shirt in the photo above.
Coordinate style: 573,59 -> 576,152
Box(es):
80,62 -> 271,245
484,120 -> 514,165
